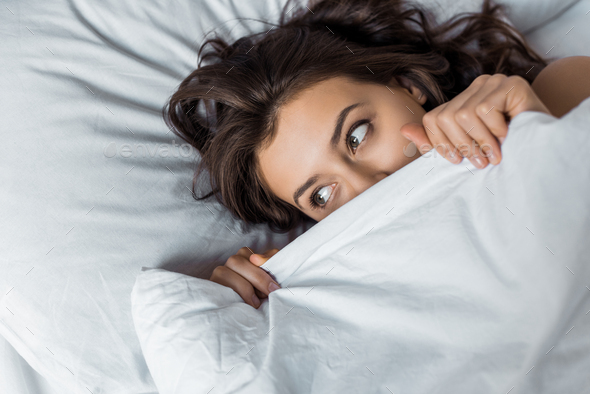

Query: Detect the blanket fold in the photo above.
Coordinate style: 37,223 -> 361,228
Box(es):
132,98 -> 590,394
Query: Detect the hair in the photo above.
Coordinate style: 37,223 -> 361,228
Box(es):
163,0 -> 550,233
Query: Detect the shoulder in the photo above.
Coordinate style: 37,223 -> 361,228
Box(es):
531,56 -> 590,118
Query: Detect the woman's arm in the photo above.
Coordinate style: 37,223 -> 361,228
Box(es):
531,56 -> 590,118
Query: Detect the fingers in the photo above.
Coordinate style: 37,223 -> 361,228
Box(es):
210,247 -> 282,309
436,75 -> 498,167
210,265 -> 263,308
453,75 -> 508,165
236,246 -> 255,259
459,110 -> 502,165
236,246 -> 274,289
434,133 -> 462,164
421,74 -> 512,168
209,246 -> 281,309
438,107 -> 491,168
225,253 -> 281,298
254,288 -> 267,299
400,123 -> 432,155
422,111 -> 462,164
249,248 -> 280,267
451,104 -> 501,166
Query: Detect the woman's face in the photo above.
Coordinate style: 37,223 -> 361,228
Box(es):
258,76 -> 428,222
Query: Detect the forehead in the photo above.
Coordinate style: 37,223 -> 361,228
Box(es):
284,76 -> 362,113
258,76 -> 364,204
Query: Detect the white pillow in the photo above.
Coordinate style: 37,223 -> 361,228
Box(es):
497,0 -> 582,33
0,0 -> 580,392
0,0 -> 308,393
414,0 -> 582,34
524,0 -> 590,59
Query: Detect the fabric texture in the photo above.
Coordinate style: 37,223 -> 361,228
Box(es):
132,98 -> 590,394
0,0 -> 586,392
0,1 -> 310,393
414,0 -> 581,34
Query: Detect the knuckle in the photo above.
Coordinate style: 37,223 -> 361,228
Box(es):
509,75 -> 529,89
490,73 -> 506,81
508,75 -> 526,84
236,246 -> 252,257
211,265 -> 228,279
225,255 -> 242,269
454,108 -> 471,122
422,119 -> 437,136
422,112 -> 434,126
475,103 -> 490,115
473,74 -> 491,85
438,111 -> 454,127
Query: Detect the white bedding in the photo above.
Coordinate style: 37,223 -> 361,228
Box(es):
132,98 -> 590,394
0,1 -> 308,393
0,335 -> 61,394
1,0 -> 589,392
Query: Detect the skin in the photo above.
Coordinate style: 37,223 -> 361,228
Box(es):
530,56 -> 590,118
258,75 -> 427,222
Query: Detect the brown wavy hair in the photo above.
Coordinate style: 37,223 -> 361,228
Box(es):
163,0 -> 550,233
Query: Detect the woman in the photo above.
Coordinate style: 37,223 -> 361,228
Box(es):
163,0 -> 590,308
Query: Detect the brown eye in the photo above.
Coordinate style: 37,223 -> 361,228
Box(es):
310,184 -> 335,209
314,193 -> 326,205
348,123 -> 369,150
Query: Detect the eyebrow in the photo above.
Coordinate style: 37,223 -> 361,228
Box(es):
293,102 -> 363,210
330,102 -> 363,149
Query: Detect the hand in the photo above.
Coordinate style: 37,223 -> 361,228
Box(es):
209,247 -> 281,309
401,74 -> 551,169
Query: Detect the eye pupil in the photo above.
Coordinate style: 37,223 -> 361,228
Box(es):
314,193 -> 325,205
350,136 -> 359,148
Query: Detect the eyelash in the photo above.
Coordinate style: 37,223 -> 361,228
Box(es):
308,119 -> 371,211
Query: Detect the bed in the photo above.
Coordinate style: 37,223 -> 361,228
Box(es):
1,0 -> 589,393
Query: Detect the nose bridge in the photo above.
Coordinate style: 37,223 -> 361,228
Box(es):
345,161 -> 387,197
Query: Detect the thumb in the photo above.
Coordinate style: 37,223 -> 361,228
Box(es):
400,122 -> 432,155
249,248 -> 280,267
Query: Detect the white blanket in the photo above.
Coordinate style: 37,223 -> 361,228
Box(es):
131,99 -> 590,393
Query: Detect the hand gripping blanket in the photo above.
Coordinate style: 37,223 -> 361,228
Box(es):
131,98 -> 590,394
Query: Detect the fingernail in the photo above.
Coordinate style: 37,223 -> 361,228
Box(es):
251,294 -> 260,308
489,151 -> 497,164
473,156 -> 485,168
268,282 -> 280,293
449,154 -> 461,164
499,137 -> 505,144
